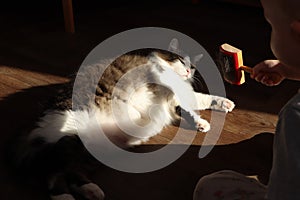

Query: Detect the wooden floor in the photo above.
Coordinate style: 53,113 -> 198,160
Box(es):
0,1 -> 299,200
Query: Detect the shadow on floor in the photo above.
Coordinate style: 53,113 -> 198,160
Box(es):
0,84 -> 273,200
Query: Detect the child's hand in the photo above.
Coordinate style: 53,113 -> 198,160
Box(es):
251,60 -> 285,86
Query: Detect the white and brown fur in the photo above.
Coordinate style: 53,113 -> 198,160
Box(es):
12,47 -> 235,200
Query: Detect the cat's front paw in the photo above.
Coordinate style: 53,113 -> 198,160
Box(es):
221,98 -> 235,112
211,98 -> 235,113
196,118 -> 210,132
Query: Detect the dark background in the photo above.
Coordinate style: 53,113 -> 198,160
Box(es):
0,0 -> 299,200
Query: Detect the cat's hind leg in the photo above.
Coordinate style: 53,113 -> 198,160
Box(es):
49,172 -> 105,200
48,136 -> 105,200
49,173 -> 75,200
68,171 -> 105,200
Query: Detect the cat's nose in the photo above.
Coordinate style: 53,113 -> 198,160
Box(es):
186,68 -> 191,75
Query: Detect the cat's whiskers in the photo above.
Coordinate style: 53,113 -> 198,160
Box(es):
192,76 -> 205,88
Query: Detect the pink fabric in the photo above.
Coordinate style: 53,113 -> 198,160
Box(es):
193,170 -> 266,200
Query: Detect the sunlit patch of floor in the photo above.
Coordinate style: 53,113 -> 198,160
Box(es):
0,65 -> 69,99
146,108 -> 277,146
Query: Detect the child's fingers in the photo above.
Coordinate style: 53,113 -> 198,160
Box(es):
251,62 -> 268,79
257,72 -> 283,86
254,73 -> 266,82
261,75 -> 274,86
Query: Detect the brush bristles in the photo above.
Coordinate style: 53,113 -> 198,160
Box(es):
218,44 -> 245,85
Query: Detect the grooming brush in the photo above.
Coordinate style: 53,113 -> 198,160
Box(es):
218,43 -> 253,85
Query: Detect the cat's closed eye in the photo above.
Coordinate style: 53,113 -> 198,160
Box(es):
178,57 -> 186,65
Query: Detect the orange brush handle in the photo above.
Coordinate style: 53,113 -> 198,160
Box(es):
240,65 -> 253,73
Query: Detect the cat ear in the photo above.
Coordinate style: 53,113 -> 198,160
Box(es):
168,38 -> 179,53
193,54 -> 204,64
184,56 -> 191,66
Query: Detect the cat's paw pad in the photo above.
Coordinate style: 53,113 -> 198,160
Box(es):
196,119 -> 210,132
51,194 -> 76,200
71,183 -> 105,200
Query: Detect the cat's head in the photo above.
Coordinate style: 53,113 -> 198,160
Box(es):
153,50 -> 195,81
151,39 -> 203,81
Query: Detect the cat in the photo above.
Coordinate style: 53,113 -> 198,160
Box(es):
12,45 -> 235,200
